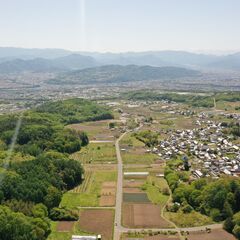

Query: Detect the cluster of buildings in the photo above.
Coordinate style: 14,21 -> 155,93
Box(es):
156,115 -> 240,178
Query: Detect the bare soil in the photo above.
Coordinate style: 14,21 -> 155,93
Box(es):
123,180 -> 145,188
123,203 -> 171,228
56,221 -> 75,232
79,209 -> 114,240
187,229 -> 236,240
123,187 -> 143,193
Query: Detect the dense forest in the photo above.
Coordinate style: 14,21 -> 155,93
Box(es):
164,160 -> 240,239
124,91 -> 240,108
0,98 -> 113,240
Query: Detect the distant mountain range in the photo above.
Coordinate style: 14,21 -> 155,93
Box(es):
0,47 -> 239,74
47,65 -> 200,85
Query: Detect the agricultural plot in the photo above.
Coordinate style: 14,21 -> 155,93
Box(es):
123,180 -> 145,188
123,203 -> 171,228
67,120 -> 120,141
123,193 -> 150,203
70,171 -> 93,193
71,142 -> 117,164
142,176 -> 170,206
56,221 -> 75,232
79,209 -> 114,240
187,229 -> 236,240
47,221 -> 91,240
123,232 -> 179,240
60,171 -> 117,208
121,149 -> 158,164
99,181 -> 116,206
120,133 -> 158,164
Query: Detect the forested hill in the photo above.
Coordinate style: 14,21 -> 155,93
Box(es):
47,65 -> 200,85
0,98 -> 113,240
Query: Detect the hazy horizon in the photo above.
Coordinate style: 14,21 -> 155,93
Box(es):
1,0 -> 240,53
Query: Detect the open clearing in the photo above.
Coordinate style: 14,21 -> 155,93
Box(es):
79,209 -> 114,240
187,229 -> 236,240
71,142 -> 117,164
123,203 -> 171,228
56,221 -> 75,232
68,120 -> 120,141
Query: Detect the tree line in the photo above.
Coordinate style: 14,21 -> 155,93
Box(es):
0,98 -> 113,240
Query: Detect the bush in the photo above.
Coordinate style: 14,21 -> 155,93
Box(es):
210,208 -> 222,222
182,204 -> 193,213
49,207 -> 79,221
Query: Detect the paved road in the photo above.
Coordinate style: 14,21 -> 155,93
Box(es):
114,131 -> 128,240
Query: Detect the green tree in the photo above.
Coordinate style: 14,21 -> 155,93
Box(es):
43,186 -> 62,209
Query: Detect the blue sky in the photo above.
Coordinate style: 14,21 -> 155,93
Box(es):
0,0 -> 240,53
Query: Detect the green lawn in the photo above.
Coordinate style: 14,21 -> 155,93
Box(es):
71,142 -> 117,163
60,171 -> 117,208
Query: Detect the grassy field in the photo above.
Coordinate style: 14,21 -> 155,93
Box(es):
60,171 -> 117,208
47,221 -> 92,240
120,133 -> 145,147
67,120 -> 121,141
71,142 -> 117,164
120,133 -> 158,164
165,210 -> 213,227
121,151 -> 158,164
142,176 -> 169,206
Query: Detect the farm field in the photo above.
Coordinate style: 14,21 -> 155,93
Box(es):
60,170 -> 117,208
122,203 -> 172,228
123,233 -> 179,240
187,229 -> 236,240
123,193 -> 150,203
79,209 -> 114,240
47,221 -> 91,240
67,120 -> 121,141
142,176 -> 169,206
71,142 -> 117,164
120,133 -> 159,164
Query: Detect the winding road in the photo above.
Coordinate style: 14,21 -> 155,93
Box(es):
113,132 -> 222,240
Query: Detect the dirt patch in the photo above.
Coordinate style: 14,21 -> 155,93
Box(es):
123,203 -> 171,228
56,221 -> 74,232
123,187 -> 143,193
188,229 -> 236,240
125,235 -> 179,240
79,209 -> 114,240
145,236 -> 179,240
100,181 -> 116,206
154,160 -> 165,164
99,195 -> 115,206
123,180 -> 145,188
101,187 -> 116,195
102,181 -> 116,188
